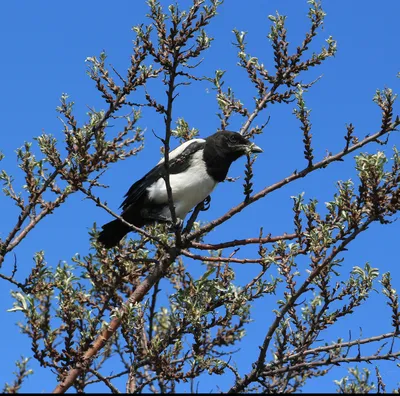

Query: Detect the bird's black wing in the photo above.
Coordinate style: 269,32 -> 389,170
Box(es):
120,140 -> 205,212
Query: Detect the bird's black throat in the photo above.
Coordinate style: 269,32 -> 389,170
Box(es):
203,142 -> 242,182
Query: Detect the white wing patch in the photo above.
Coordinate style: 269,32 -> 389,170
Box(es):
157,138 -> 206,165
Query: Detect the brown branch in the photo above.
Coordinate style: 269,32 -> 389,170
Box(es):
190,232 -> 297,250
228,217 -> 375,393
148,280 -> 160,342
162,52 -> 181,246
181,249 -> 264,264
53,249 -> 178,393
262,350 -> 400,377
286,331 -> 399,363
1,62 -> 149,268
0,164 -> 66,263
0,272 -> 29,292
87,368 -> 120,394
5,191 -> 71,254
85,369 -> 129,386
240,83 -> 278,136
186,122 -> 397,244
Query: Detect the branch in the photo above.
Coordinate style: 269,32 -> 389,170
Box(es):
87,368 -> 120,394
228,217 -> 375,393
190,232 -> 297,250
181,249 -> 264,264
263,350 -> 400,377
162,52 -> 181,247
0,164 -> 66,266
286,331 -> 400,363
186,121 -> 398,244
78,185 -> 166,247
53,249 -> 178,393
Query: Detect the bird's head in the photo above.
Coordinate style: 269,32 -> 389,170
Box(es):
206,130 -> 263,161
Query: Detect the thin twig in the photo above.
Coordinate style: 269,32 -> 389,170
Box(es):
87,368 -> 120,394
190,232 -> 297,250
181,249 -> 264,264
78,185 -> 166,247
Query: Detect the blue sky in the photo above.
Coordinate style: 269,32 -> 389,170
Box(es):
0,0 -> 399,392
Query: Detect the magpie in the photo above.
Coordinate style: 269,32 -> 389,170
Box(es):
98,130 -> 262,248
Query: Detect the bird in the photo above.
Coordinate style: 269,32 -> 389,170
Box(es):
98,130 -> 262,248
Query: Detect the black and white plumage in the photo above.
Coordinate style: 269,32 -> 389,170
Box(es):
98,130 -> 262,248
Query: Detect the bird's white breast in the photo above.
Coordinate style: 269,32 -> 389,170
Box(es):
147,149 -> 217,219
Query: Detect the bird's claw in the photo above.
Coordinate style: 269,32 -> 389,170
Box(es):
201,195 -> 211,211
175,218 -> 184,229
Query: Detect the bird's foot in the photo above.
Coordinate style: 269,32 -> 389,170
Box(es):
201,195 -> 211,211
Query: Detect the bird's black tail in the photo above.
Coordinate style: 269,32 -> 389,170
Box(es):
98,219 -> 131,249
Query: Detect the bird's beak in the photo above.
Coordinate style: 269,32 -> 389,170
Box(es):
249,143 -> 263,153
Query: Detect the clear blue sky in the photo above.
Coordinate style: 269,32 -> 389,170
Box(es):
0,0 -> 399,392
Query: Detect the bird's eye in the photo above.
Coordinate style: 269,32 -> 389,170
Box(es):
229,135 -> 238,143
